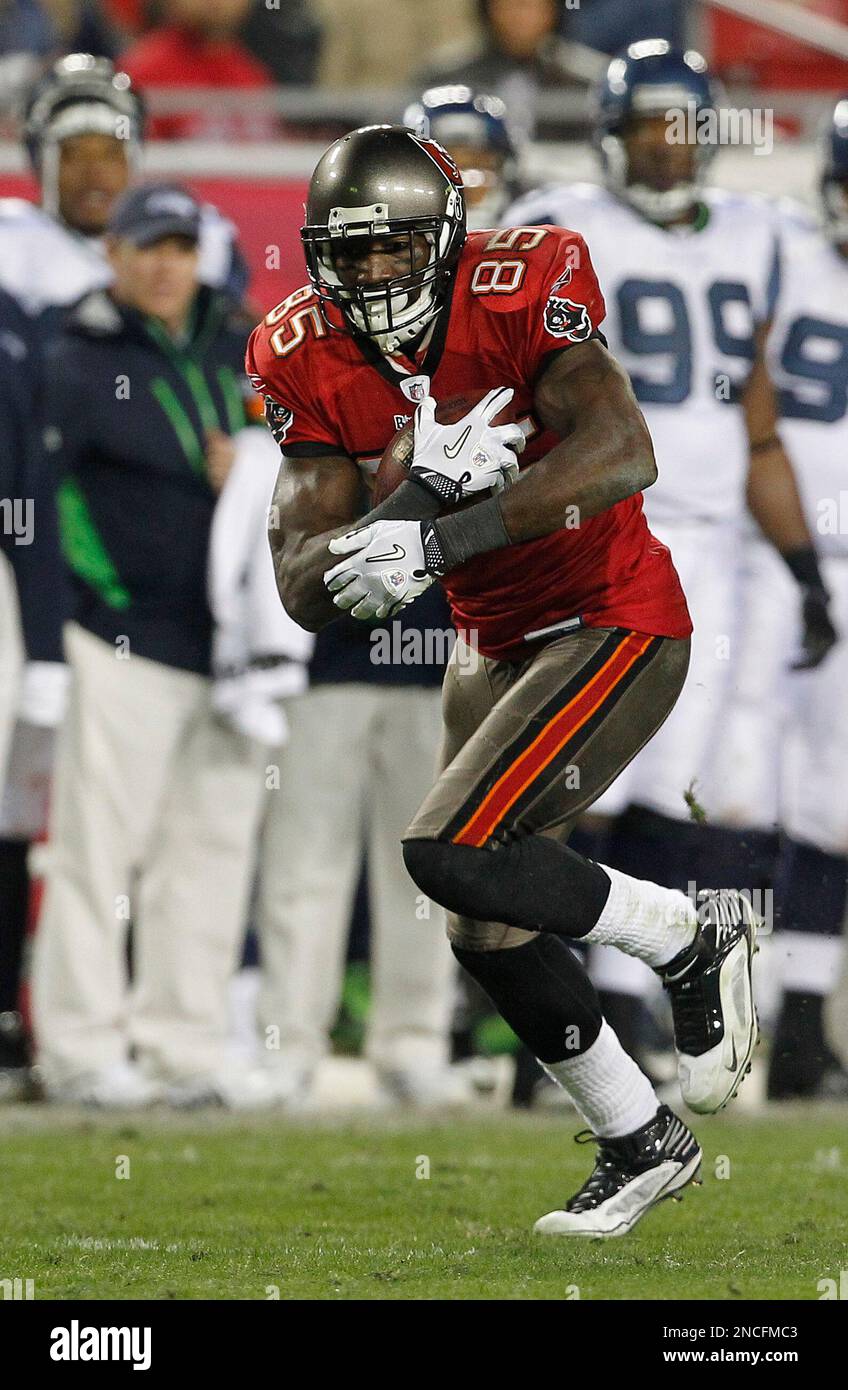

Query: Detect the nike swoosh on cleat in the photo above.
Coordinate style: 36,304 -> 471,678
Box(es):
443,425 -> 472,459
369,544 -> 406,563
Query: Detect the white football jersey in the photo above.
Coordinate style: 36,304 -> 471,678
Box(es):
0,197 -> 239,317
504,182 -> 780,525
767,204 -> 848,560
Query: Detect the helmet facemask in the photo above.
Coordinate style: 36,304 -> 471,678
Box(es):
602,130 -> 708,225
596,64 -> 719,228
303,192 -> 463,353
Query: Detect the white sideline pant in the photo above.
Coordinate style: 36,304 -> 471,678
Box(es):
593,518 -> 741,821
781,557 -> 848,855
0,552 -> 58,843
32,623 -> 267,1083
255,684 -> 455,1077
699,534 -> 797,831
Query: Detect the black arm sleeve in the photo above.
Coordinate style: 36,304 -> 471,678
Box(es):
357,477 -> 444,527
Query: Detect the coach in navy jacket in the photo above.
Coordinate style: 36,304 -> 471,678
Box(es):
41,220 -> 251,678
32,185 -> 269,1106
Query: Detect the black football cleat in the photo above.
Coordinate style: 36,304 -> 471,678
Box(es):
534,1104 -> 702,1238
657,890 -> 760,1114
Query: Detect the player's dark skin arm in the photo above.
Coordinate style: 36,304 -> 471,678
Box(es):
273,338 -> 654,628
742,323 -> 813,552
499,337 -> 657,539
267,454 -> 361,631
268,452 -> 442,631
739,323 -> 836,667
354,339 -> 656,552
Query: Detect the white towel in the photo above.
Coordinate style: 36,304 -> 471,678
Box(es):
208,426 -> 314,744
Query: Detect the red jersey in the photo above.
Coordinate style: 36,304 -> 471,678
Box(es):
246,226 -> 692,661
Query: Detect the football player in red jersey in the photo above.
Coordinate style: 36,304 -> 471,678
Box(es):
247,125 -> 761,1237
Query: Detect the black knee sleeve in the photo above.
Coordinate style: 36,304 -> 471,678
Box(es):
402,836 -> 610,939
452,934 -> 602,1062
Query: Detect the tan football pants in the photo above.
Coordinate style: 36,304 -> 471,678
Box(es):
405,626 -> 691,951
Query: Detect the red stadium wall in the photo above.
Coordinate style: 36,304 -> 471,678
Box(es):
0,175 -> 310,316
708,2 -> 848,89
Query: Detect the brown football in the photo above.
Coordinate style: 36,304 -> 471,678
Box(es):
371,389 -> 517,508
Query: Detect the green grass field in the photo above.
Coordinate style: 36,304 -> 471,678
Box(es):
2,1105 -> 847,1300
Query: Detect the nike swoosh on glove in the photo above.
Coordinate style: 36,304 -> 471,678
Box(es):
409,386 -> 525,506
324,519 -> 435,621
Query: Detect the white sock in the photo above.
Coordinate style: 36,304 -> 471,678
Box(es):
541,1021 -> 659,1137
582,863 -> 698,969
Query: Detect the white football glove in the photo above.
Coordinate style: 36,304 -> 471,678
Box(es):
325,519 -> 434,621
409,386 -> 525,506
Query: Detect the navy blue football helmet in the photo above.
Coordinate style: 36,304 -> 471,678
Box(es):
594,39 -> 721,223
822,97 -> 848,244
403,86 -> 519,229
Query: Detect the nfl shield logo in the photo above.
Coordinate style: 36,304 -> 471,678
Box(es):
401,374 -> 430,404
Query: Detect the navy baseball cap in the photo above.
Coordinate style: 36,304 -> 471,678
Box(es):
108,182 -> 201,247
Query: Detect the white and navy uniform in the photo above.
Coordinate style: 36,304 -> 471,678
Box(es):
768,207 -> 848,857
505,181 -> 784,824
0,196 -> 243,320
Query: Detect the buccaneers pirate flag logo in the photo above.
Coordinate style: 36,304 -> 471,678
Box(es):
543,265 -> 592,343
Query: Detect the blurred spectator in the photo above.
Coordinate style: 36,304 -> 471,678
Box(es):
119,0 -> 279,140
0,0 -> 116,57
0,0 -> 117,116
567,0 -> 685,55
31,184 -> 272,1107
0,58 -> 249,1108
100,0 -> 145,42
241,0 -> 322,86
416,0 -> 594,143
315,0 -> 479,93
40,0 -> 118,54
0,0 -> 53,62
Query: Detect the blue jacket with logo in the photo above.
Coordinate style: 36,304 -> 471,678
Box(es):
42,285 -> 252,674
